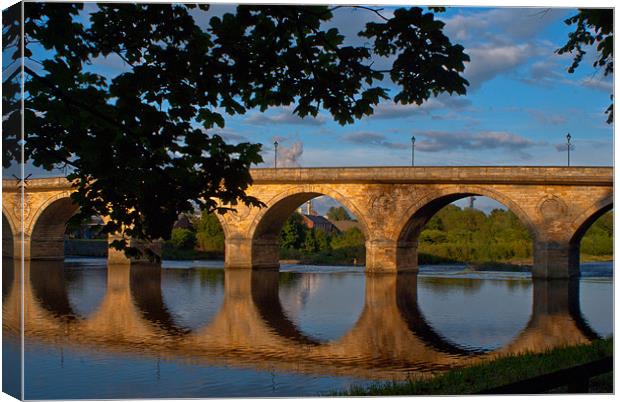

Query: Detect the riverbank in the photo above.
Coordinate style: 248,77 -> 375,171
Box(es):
464,255 -> 612,272
333,338 -> 613,395
63,239 -> 612,269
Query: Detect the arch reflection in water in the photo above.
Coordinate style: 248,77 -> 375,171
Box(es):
278,270 -> 365,342
64,262 -> 107,318
29,261 -> 82,321
160,268 -> 226,332
415,276 -> 533,353
10,261 -> 607,389
414,274 -> 602,355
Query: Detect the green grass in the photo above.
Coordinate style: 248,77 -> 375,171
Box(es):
333,338 -> 613,396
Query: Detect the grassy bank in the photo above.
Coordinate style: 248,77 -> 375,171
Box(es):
333,338 -> 613,396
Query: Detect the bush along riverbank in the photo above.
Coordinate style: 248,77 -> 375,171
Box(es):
332,338 -> 613,396
66,208 -> 612,266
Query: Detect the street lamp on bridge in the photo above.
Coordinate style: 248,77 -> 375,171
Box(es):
274,140 -> 279,168
411,135 -> 416,167
566,133 -> 571,167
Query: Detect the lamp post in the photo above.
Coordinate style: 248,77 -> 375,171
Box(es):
566,133 -> 571,167
411,135 -> 416,167
274,140 -> 279,168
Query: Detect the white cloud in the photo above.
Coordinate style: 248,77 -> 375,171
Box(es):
554,142 -> 575,152
464,44 -> 534,89
343,132 -> 408,149
444,8 -> 570,43
526,109 -> 568,126
341,130 -> 543,161
579,77 -> 613,92
369,96 -> 472,119
215,130 -> 248,143
245,107 -> 326,126
414,130 -> 543,156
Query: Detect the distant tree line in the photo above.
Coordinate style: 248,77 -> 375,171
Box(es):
418,205 -> 533,264
579,210 -> 613,257
417,206 -> 612,264
163,206 -> 612,264
326,206 -> 353,221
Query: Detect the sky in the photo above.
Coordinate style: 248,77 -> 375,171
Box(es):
201,5 -> 613,169
2,2 -> 615,214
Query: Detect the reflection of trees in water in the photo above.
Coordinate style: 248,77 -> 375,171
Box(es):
163,268 -> 224,290
419,277 -> 484,294
196,268 -> 224,288
278,271 -> 302,288
420,277 -> 532,295
504,279 -> 530,292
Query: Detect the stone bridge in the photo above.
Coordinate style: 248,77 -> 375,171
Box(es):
3,259 -> 600,381
2,166 -> 613,278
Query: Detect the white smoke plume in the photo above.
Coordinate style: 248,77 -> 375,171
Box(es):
275,140 -> 304,167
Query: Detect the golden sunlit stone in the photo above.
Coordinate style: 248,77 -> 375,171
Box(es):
2,166 -> 612,278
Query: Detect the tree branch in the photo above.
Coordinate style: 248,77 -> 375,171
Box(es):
340,5 -> 390,21
24,65 -> 135,135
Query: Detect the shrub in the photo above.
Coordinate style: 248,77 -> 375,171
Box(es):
170,228 -> 197,250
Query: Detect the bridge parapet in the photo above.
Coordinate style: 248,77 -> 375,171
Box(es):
248,166 -> 612,185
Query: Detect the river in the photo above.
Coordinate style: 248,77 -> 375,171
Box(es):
2,259 -> 613,399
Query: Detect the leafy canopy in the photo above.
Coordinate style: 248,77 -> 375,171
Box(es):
557,8 -> 613,123
2,3 -> 469,257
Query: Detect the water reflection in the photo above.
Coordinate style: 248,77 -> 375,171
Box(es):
397,274 -> 487,356
250,270 -> 322,345
279,272 -> 365,342
416,277 -> 533,352
2,260 -> 612,396
161,268 -> 225,331
30,261 -> 80,321
129,265 -> 189,336
2,257 -> 14,301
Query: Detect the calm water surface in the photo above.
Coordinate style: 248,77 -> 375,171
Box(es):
2,258 -> 613,399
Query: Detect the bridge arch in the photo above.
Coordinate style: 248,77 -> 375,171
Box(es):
207,208 -> 231,241
395,186 -> 537,271
246,185 -> 369,269
29,194 -> 79,260
569,193 -> 613,252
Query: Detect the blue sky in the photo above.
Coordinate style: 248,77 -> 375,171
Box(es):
227,6 -> 612,169
3,3 -> 614,214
